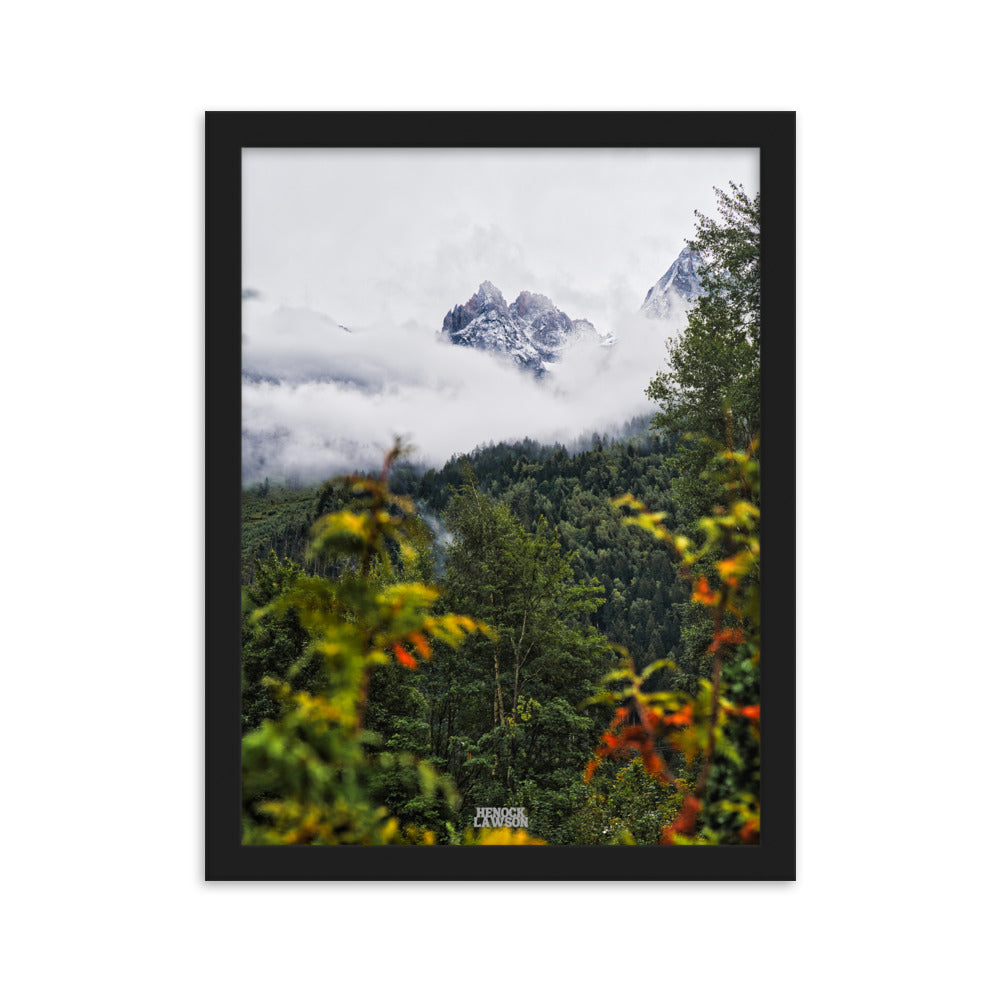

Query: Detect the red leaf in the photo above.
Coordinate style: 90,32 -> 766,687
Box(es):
708,627 -> 745,653
664,705 -> 693,727
660,796 -> 702,844
392,643 -> 417,669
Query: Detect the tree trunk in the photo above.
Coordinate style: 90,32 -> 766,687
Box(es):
493,646 -> 504,726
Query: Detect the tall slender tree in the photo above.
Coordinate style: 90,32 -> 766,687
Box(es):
645,183 -> 761,678
646,182 -> 761,528
422,481 -> 612,839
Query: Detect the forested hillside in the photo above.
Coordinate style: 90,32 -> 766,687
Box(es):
240,183 -> 762,846
245,423 -> 684,667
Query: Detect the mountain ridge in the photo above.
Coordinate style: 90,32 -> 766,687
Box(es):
443,281 -> 604,377
442,247 -> 703,375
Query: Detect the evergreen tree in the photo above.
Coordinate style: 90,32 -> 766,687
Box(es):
422,481 -> 612,841
644,183 -> 761,677
646,182 -> 760,528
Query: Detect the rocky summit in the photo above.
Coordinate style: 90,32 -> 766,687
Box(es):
442,248 -> 702,377
640,246 -> 704,319
443,282 -> 601,377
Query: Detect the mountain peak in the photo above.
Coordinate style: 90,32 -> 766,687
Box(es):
511,290 -> 555,315
477,279 -> 505,303
443,281 -> 511,337
443,281 -> 602,376
641,246 -> 704,319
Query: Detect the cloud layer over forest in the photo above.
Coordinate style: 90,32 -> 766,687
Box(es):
240,149 -> 759,482
241,295 -> 687,483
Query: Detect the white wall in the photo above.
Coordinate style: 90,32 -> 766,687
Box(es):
3,4 -> 995,997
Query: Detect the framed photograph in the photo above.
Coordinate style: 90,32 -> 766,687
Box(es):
206,111 -> 795,880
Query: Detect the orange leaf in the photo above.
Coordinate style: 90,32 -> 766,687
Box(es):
708,627 -> 745,653
392,643 -> 417,669
716,556 -> 744,587
692,577 -> 719,606
664,704 -> 693,727
409,632 -> 431,660
660,796 -> 702,844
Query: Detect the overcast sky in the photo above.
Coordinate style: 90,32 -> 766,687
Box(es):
243,147 -> 758,332
241,147 -> 759,481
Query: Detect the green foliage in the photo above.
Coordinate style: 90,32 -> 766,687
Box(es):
412,423 -> 684,667
415,481 -> 613,843
241,449 -> 493,845
242,422 -> 684,668
570,757 -> 690,845
241,553 -> 323,732
690,182 -> 760,346
644,183 -> 761,679
646,182 -> 760,530
588,440 -> 760,845
459,695 -> 599,844
574,183 -> 763,846
239,183 -> 764,848
240,484 -> 318,584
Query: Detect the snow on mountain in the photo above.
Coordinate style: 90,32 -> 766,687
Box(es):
443,282 -> 605,376
239,260 -> 703,482
640,246 -> 704,320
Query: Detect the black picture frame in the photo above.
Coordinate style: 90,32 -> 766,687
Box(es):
206,111 -> 795,881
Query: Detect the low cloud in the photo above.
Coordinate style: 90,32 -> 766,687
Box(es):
241,296 -> 686,483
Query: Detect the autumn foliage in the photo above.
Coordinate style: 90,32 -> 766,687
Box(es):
241,444 -> 496,845
585,434 -> 761,845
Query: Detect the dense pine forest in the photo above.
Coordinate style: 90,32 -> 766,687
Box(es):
244,420 -> 683,675
240,183 -> 761,846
